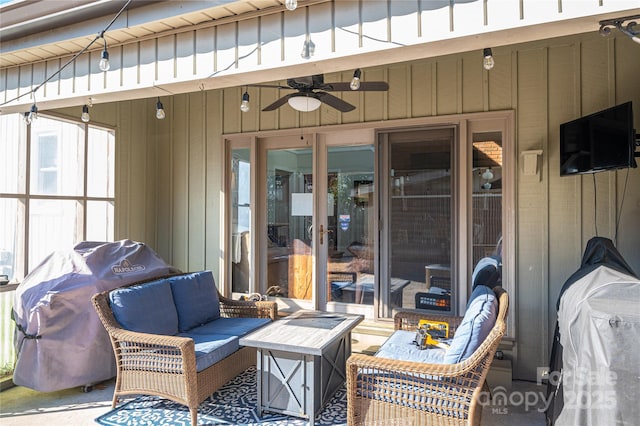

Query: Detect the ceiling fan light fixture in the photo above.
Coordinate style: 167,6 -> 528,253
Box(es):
288,94 -> 322,112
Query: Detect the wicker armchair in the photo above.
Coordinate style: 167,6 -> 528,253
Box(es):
347,286 -> 508,426
92,278 -> 277,426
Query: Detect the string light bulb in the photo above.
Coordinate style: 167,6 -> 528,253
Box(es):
240,90 -> 250,112
81,104 -> 91,122
285,0 -> 297,11
482,168 -> 494,190
24,103 -> 38,124
300,38 -> 315,59
483,48 -> 495,70
350,69 -> 362,90
155,98 -> 165,120
99,37 -> 110,71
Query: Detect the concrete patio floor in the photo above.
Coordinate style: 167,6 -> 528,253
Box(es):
0,332 -> 548,425
0,376 -> 548,425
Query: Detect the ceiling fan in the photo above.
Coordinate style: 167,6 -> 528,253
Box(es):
248,72 -> 389,113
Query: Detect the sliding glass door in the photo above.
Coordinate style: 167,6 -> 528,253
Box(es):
252,135 -> 377,314
380,128 -> 456,316
264,145 -> 314,301
324,145 -> 375,311
226,111 -> 513,322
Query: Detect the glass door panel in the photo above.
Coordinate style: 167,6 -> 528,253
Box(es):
231,148 -> 251,294
387,128 -> 455,315
266,148 -> 313,301
325,145 -> 375,306
471,131 -> 503,282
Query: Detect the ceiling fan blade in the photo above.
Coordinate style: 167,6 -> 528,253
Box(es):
325,81 -> 389,91
316,92 -> 356,112
262,94 -> 294,111
248,83 -> 291,90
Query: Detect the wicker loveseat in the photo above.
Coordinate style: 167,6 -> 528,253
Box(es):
92,270 -> 277,426
347,286 -> 508,426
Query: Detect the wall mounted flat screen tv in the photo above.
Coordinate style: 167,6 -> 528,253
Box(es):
560,101 -> 637,176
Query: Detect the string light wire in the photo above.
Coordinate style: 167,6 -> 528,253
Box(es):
1,0 -> 132,108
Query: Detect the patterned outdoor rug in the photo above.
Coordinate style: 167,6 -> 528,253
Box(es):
95,366 -> 346,426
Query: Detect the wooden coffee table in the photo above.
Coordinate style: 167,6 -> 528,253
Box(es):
239,310 -> 363,424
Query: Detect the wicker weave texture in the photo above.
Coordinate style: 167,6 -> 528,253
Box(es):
347,287 -> 508,426
92,274 -> 278,426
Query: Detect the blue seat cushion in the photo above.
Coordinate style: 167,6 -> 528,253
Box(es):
169,271 -> 221,332
188,317 -> 271,337
375,330 -> 446,364
109,279 -> 179,335
177,333 -> 239,372
444,285 -> 497,364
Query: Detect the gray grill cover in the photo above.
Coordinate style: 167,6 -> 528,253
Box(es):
554,262 -> 640,424
12,240 -> 179,392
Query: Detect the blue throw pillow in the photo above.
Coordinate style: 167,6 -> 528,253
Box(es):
169,271 -> 221,332
472,256 -> 501,289
109,279 -> 179,335
443,285 -> 497,364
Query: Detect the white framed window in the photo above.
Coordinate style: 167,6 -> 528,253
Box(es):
0,113 -> 115,282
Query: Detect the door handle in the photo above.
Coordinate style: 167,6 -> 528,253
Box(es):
318,225 -> 334,244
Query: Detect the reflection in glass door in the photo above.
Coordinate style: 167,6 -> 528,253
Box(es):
265,147 -> 313,301
384,128 -> 455,316
230,148 -> 251,294
325,145 -> 375,308
471,131 -> 503,282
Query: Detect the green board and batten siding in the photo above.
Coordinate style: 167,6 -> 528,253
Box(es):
49,31 -> 640,380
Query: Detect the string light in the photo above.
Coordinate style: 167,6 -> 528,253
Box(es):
350,69 -> 362,90
99,36 -> 110,71
81,104 -> 90,122
23,103 -> 38,125
155,98 -> 166,119
3,0 -> 132,119
9,0 -> 407,121
285,0 -> 297,11
483,48 -> 495,70
300,38 -> 315,59
240,90 -> 250,112
482,168 -> 494,190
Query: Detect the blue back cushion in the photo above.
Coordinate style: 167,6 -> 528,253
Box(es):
169,271 -> 221,332
444,285 -> 497,364
109,279 -> 179,335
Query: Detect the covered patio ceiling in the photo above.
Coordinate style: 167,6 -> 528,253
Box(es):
1,0 -> 638,113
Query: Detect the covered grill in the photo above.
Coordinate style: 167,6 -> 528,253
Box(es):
546,237 -> 640,425
12,240 -> 179,392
